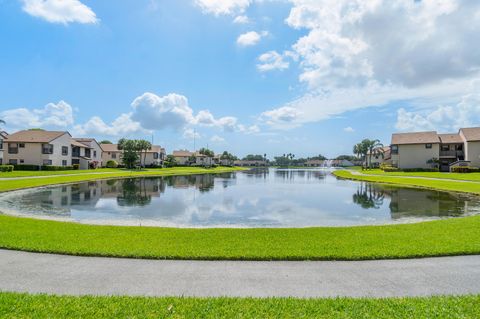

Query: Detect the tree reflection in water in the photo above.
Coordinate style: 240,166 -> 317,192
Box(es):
117,179 -> 152,207
352,183 -> 385,209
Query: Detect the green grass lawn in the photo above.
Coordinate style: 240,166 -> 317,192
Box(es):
1,213 -> 480,260
0,166 -> 245,192
1,292 -> 479,318
349,167 -> 480,181
0,167 -> 122,177
334,170 -> 480,194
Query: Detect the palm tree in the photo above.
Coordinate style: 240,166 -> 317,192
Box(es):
364,139 -> 384,169
136,140 -> 152,168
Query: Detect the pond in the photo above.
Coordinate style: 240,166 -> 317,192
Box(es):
0,168 -> 479,227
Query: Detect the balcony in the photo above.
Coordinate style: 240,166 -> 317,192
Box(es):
440,150 -> 464,158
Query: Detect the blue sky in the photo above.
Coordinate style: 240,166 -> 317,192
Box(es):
1,0 -> 480,158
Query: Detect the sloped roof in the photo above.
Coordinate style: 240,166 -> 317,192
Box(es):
460,127 -> 480,141
100,144 -> 120,152
5,130 -> 70,143
438,133 -> 463,144
71,140 -> 91,148
391,131 -> 440,145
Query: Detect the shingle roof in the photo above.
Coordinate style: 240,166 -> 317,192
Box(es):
460,127 -> 480,141
391,131 -> 440,145
438,133 -> 463,144
71,140 -> 91,148
5,130 -> 69,143
100,144 -> 120,152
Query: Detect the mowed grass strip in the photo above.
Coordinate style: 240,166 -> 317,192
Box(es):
334,170 -> 480,194
0,167 -> 245,192
1,292 -> 479,318
1,214 -> 480,260
351,168 -> 480,182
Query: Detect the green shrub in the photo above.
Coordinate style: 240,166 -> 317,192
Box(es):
0,165 -> 14,172
106,160 -> 118,168
380,164 -> 399,172
451,166 -> 480,173
41,165 -> 74,171
72,164 -> 80,170
13,164 -> 40,171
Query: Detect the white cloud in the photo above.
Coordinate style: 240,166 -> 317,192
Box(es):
237,31 -> 268,47
395,93 -> 480,132
233,15 -> 250,24
0,100 -> 74,129
131,93 -> 196,131
260,0 -> 480,129
210,135 -> 225,143
257,51 -> 289,72
74,113 -> 145,137
21,0 -> 98,24
261,106 -> 303,129
195,0 -> 251,16
183,128 -> 201,139
343,126 -> 355,133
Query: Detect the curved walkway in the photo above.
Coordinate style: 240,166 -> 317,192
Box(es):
1,249 -> 479,297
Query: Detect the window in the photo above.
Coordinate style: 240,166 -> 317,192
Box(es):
9,159 -> 18,165
153,153 -> 159,159
43,159 -> 52,166
456,144 -> 463,151
85,149 -> 91,158
441,145 -> 449,151
8,143 -> 18,154
62,160 -> 68,166
72,147 -> 80,157
94,150 -> 97,157
19,143 -> 25,148
20,159 -> 24,164
62,146 -> 69,156
391,145 -> 398,154
425,144 -> 432,149
42,144 -> 54,154
112,153 -> 117,159
0,139 -> 3,150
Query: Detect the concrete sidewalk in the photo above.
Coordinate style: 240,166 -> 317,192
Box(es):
1,249 -> 479,298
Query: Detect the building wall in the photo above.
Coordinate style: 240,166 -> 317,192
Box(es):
174,156 -> 190,165
50,134 -> 72,166
394,144 -> 439,169
102,151 -> 122,165
465,141 -> 480,167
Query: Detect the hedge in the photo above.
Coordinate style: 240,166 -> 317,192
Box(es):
0,165 -> 14,172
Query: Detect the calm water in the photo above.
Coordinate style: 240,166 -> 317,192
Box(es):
0,168 -> 479,227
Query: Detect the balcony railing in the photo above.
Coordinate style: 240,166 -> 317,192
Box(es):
440,150 -> 464,157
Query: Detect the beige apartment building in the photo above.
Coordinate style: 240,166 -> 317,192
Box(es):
101,144 -> 166,167
391,127 -> 480,171
172,150 -> 214,166
0,131 -> 8,165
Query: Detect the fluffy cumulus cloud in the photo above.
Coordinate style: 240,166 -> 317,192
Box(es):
396,93 -> 480,132
257,51 -> 290,72
21,0 -> 98,24
67,92 -> 259,137
261,0 -> 480,128
0,100 -> 74,129
260,106 -> 303,129
343,126 -> 355,133
237,31 -> 268,47
195,0 -> 251,16
233,15 -> 250,24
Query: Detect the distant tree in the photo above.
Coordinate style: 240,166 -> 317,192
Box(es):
220,151 -> 237,165
243,154 -> 265,161
309,154 -> 327,161
335,155 -> 359,162
164,154 -> 177,167
28,128 -> 45,131
100,140 -> 113,144
188,154 -> 197,165
118,138 -> 139,169
364,139 -> 384,169
199,147 -> 214,158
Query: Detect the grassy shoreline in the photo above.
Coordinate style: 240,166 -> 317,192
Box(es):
1,292 -> 479,318
333,170 -> 480,195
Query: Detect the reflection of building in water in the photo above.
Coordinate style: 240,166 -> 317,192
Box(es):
163,174 -> 216,193
352,183 -> 473,219
274,169 -> 327,181
388,188 -> 470,219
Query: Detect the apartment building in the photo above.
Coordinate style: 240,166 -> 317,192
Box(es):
101,144 -> 166,167
391,127 -> 480,171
